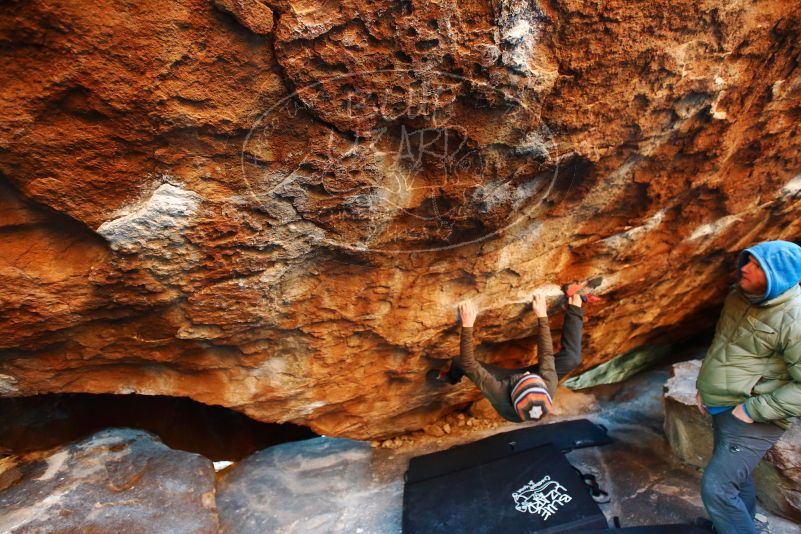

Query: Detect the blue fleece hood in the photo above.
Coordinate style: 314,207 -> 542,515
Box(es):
738,240 -> 801,302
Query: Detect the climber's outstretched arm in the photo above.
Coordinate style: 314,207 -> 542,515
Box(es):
454,302 -> 509,401
532,294 -> 557,397
553,293 -> 584,379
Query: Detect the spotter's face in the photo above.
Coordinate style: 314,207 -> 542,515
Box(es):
739,255 -> 768,296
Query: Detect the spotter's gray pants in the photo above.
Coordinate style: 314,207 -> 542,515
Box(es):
701,410 -> 784,534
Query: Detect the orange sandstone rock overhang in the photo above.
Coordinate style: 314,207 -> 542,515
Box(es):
0,0 -> 800,439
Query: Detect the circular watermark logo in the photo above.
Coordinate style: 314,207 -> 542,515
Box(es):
241,69 -> 560,253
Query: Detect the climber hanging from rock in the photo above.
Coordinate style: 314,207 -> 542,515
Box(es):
428,281 -> 599,422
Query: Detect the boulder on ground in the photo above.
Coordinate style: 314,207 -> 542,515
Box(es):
0,428 -> 218,534
663,360 -> 713,467
216,437 -> 401,533
755,424 -> 801,523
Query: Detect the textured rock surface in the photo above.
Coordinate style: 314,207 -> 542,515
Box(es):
756,427 -> 801,524
216,437 -> 402,533
0,428 -> 218,534
664,360 -> 801,522
663,359 -> 714,467
1,0 -> 801,439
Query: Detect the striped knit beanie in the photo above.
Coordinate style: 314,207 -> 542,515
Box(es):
511,373 -> 553,421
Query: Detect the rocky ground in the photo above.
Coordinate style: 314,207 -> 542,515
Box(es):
2,357 -> 799,533
0,429 -> 219,534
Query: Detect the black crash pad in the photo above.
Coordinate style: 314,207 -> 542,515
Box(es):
406,418 -> 611,484
584,527 -> 712,533
403,443 -> 609,533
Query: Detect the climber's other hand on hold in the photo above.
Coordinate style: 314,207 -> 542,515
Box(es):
565,281 -> 588,298
458,301 -> 478,328
565,279 -> 602,305
531,293 -> 548,318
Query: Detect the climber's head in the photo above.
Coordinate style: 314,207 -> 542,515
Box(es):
511,373 -> 552,422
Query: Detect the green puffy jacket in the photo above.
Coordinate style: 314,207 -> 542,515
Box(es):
696,284 -> 801,429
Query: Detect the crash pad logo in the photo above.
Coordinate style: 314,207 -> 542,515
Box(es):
512,476 -> 572,520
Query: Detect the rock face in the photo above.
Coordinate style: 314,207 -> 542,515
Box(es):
663,360 -> 714,467
0,428 -> 218,534
756,428 -> 801,524
664,360 -> 801,522
216,437 -> 401,533
1,0 -> 800,439
217,438 -> 403,534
